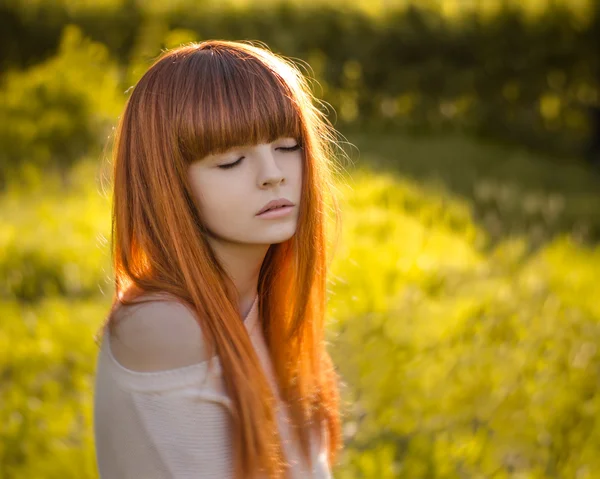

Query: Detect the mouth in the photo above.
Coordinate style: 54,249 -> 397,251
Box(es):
256,198 -> 295,216
256,204 -> 295,218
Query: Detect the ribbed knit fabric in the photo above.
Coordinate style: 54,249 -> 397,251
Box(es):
93,294 -> 331,479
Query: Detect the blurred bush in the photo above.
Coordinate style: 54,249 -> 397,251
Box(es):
327,169 -> 600,478
0,297 -> 108,478
347,131 -> 600,246
0,160 -> 112,301
0,0 -> 597,174
0,24 -> 121,186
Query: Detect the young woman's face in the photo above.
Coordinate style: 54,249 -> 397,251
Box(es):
188,137 -> 303,246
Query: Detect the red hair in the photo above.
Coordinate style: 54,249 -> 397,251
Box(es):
97,40 -> 345,478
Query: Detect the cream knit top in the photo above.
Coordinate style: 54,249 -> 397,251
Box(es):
93,294 -> 331,478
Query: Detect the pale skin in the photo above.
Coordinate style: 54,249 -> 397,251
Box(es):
187,137 -> 304,320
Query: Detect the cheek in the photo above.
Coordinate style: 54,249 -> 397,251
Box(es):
286,154 -> 304,185
190,174 -> 247,226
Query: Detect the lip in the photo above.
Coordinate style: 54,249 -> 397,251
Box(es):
256,205 -> 294,219
256,197 -> 295,216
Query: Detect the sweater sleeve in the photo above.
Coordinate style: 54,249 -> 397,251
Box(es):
129,385 -> 236,479
97,296 -> 239,478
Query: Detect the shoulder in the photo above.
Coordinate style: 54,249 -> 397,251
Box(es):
109,292 -> 213,373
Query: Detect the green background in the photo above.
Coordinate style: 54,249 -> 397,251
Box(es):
2,0 -> 600,477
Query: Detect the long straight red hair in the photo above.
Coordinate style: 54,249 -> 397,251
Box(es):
97,40 -> 345,479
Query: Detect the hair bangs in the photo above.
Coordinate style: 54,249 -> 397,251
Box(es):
179,48 -> 304,162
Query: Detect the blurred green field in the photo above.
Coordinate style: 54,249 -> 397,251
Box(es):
346,129 -> 600,248
2,131 -> 600,477
1,0 -> 599,475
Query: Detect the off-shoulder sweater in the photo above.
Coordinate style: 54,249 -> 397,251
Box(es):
92,294 -> 331,478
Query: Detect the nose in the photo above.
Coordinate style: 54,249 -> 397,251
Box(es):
256,145 -> 285,188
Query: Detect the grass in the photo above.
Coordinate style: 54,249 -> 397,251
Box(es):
341,127 -> 600,251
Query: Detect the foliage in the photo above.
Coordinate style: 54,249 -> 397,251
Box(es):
327,169 -> 600,477
0,25 -> 121,186
1,2 -> 599,475
344,130 -> 600,245
0,161 -> 112,302
0,298 -> 106,478
0,0 -> 597,174
2,139 -> 600,476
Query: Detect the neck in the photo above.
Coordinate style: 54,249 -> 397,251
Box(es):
206,237 -> 270,318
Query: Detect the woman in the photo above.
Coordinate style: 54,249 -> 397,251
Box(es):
93,39 -> 346,479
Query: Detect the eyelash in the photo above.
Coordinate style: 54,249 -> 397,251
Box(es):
218,144 -> 302,170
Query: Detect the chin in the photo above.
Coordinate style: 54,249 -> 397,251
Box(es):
265,231 -> 296,244
258,226 -> 297,244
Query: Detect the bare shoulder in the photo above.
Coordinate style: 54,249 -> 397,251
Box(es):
109,293 -> 213,373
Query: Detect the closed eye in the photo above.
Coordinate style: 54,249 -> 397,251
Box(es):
218,158 -> 243,169
278,144 -> 302,152
218,144 -> 302,169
